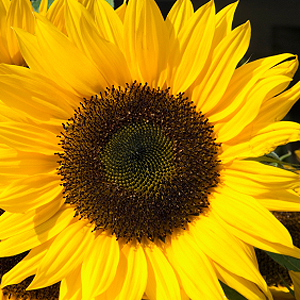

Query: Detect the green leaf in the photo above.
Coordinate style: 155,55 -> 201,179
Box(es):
31,0 -> 41,12
105,0 -> 114,8
220,281 -> 248,300
266,251 -> 300,272
31,0 -> 54,12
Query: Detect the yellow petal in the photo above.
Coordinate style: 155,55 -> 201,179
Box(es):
34,16 -> 107,96
0,44 -> 10,65
223,159 -> 299,186
81,234 -> 119,299
0,147 -> 57,181
0,239 -> 53,288
144,244 -> 181,300
5,0 -> 34,65
0,122 -> 61,155
258,189 -> 300,211
239,77 -> 300,138
189,216 -> 269,296
290,271 -> 300,300
105,244 -> 147,300
59,264 -> 82,300
0,191 -> 63,237
79,0 -> 94,14
211,188 -> 300,258
212,1 -> 238,47
0,174 -> 62,213
168,0 -> 215,94
0,103 -> 21,123
124,0 -> 169,87
211,185 -> 293,246
115,2 -> 126,23
215,74 -> 291,143
0,205 -> 74,256
0,0 -> 8,14
13,27 -> 51,73
166,0 -> 194,37
220,121 -> 300,163
263,55 -> 299,79
39,0 -> 48,15
214,216 -> 300,259
0,64 -> 76,122
0,1 -> 11,64
166,233 -> 225,299
13,24 -> 84,96
209,53 -> 295,122
215,263 -> 271,300
192,21 -> 250,115
46,0 -> 66,34
28,220 -> 94,289
65,0 -> 130,87
6,0 -> 34,31
93,0 -> 124,50
222,160 -> 300,211
0,0 -> 7,22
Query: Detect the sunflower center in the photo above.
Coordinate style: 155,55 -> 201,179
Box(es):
57,83 -> 220,242
101,122 -> 175,192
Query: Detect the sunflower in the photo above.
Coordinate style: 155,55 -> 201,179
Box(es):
1,0 -> 300,299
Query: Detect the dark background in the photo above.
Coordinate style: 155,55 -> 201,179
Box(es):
115,0 -> 300,161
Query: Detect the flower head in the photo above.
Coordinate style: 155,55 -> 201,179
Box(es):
1,0 -> 300,299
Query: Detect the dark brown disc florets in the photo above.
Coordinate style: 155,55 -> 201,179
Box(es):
57,82 -> 220,242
